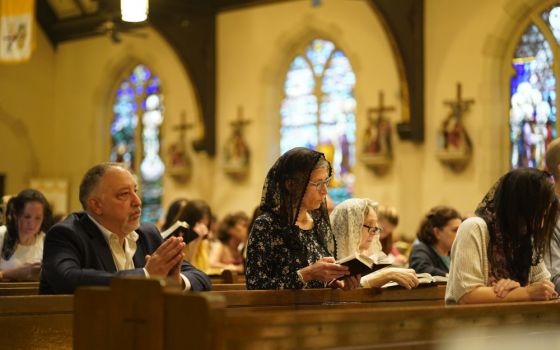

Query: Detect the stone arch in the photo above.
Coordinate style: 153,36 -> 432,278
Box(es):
0,105 -> 39,193
259,14 -> 361,166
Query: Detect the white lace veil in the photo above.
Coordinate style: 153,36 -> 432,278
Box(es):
330,198 -> 380,259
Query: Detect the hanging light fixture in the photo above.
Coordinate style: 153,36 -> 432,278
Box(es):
121,0 -> 149,23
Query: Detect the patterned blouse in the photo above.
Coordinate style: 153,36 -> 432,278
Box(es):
245,212 -> 331,289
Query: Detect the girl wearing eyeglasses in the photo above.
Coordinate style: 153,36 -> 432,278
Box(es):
409,206 -> 462,277
331,198 -> 419,289
245,147 -> 359,290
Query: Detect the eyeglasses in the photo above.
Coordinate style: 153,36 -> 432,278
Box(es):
363,224 -> 383,235
308,176 -> 331,191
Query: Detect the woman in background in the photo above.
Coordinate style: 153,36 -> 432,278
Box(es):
409,206 -> 462,276
209,211 -> 249,273
0,189 -> 53,281
446,168 -> 558,304
377,206 -> 408,266
331,198 -> 419,289
161,198 -> 213,273
161,198 -> 188,231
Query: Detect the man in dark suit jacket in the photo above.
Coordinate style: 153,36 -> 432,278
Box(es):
40,162 -> 211,294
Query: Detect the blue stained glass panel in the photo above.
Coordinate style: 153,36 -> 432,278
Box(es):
510,25 -> 556,169
280,95 -> 318,126
307,39 -> 335,76
542,5 -> 560,45
322,51 -> 356,95
111,64 -> 164,223
280,38 -> 356,203
285,56 -> 315,97
280,125 -> 318,154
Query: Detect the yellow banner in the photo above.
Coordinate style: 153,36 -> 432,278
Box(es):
0,0 -> 35,63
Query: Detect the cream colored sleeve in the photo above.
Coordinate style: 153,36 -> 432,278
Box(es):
445,217 -> 487,304
529,259 -> 551,283
0,226 -> 5,254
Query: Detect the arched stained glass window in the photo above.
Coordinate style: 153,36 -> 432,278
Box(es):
280,38 -> 356,202
111,64 -> 165,223
510,5 -> 557,169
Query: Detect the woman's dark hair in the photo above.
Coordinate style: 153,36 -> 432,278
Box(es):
258,147 -> 335,256
247,205 -> 262,238
416,206 -> 462,245
217,212 -> 249,244
488,168 -> 558,285
161,198 -> 188,231
3,189 -> 53,260
182,199 -> 212,228
377,205 -> 399,254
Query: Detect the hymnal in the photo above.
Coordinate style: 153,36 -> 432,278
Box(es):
336,252 -> 392,279
160,221 -> 199,244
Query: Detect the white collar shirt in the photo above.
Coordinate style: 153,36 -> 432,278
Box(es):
87,214 -> 191,291
88,214 -> 138,271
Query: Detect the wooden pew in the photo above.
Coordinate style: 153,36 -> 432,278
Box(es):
74,278 -> 446,349
211,300 -> 560,349
0,281 -> 40,288
208,284 -> 446,309
209,269 -> 245,284
0,286 -> 39,295
74,278 -> 560,350
211,283 -> 246,291
0,281 -> 40,295
0,295 -> 73,349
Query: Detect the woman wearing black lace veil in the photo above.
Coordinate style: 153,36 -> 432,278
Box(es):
445,168 -> 558,304
246,147 -> 357,290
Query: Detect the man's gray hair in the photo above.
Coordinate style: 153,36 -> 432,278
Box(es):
79,162 -> 127,210
546,138 -> 560,181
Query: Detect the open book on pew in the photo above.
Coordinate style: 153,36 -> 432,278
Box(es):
382,272 -> 448,288
335,252 -> 392,280
160,221 -> 199,244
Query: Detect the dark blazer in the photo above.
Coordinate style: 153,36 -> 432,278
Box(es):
39,212 -> 211,294
409,241 -> 449,277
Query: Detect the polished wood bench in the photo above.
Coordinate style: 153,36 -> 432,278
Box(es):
0,294 -> 73,349
0,281 -> 40,295
209,269 -> 245,284
211,283 -> 246,291
74,278 -> 560,350
208,284 -> 446,309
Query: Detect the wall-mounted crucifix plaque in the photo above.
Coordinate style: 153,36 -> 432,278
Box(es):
436,83 -> 474,172
223,106 -> 251,180
167,111 -> 193,182
361,91 -> 395,176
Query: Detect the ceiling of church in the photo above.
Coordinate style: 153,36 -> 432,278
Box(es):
36,0 -> 277,45
46,0 -> 99,19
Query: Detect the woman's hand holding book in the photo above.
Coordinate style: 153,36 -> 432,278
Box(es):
299,257 -> 349,283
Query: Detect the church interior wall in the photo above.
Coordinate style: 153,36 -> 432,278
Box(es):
0,0 -> 542,240
50,27 -> 205,213
0,27 -> 55,195
423,0 -> 508,223
216,0 -> 405,226
216,0 -> 522,238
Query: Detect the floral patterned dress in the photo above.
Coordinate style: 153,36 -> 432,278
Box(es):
245,212 -> 331,289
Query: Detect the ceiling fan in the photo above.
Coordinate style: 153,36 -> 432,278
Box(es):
92,19 -> 148,44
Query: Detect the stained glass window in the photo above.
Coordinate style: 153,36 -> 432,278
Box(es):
280,39 -> 356,203
111,64 -> 164,223
510,7 -> 557,169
